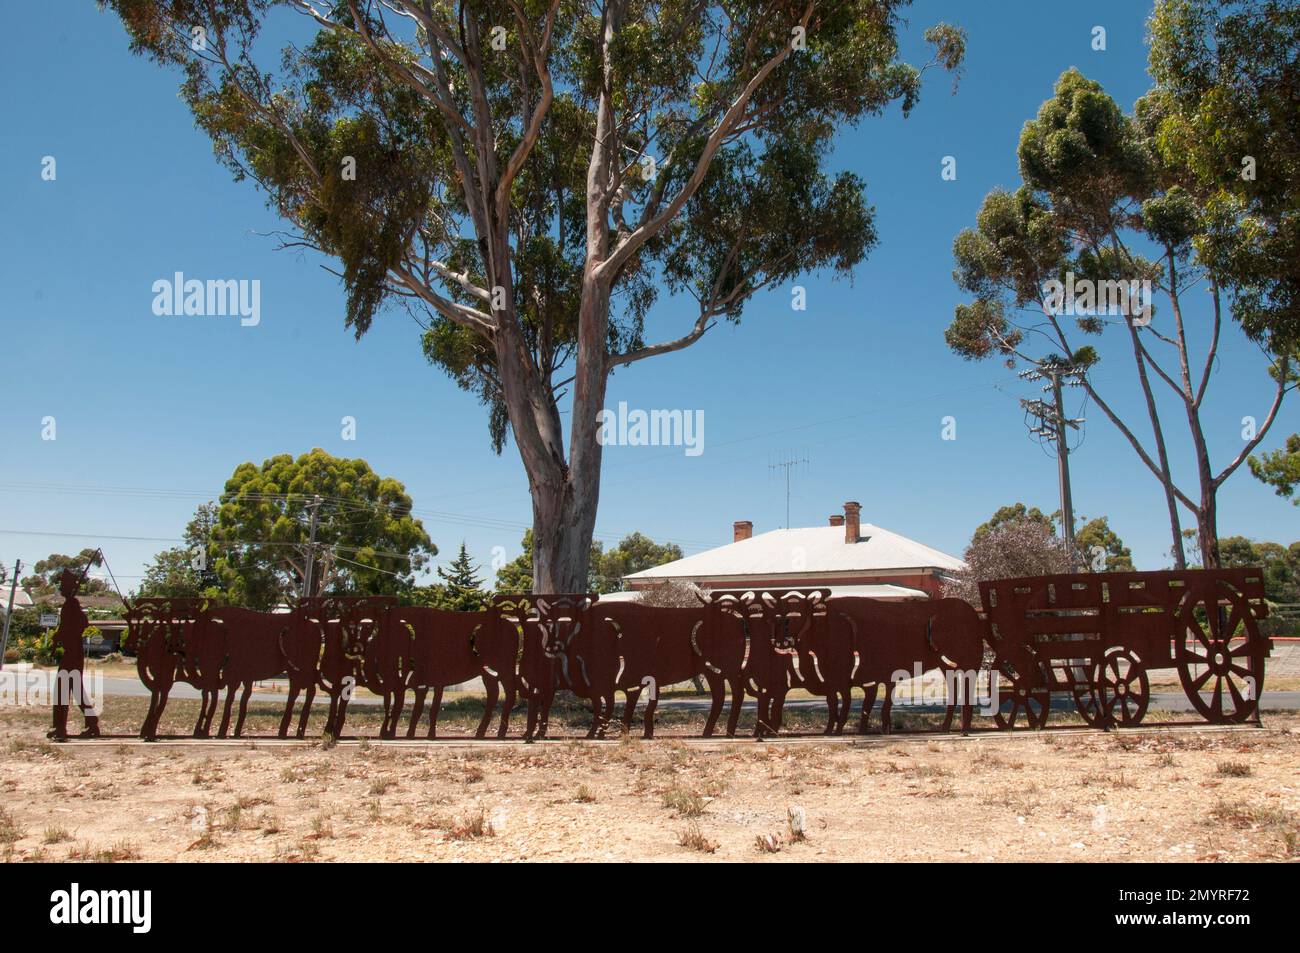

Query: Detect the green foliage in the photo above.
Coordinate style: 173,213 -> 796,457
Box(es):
972,504 -> 1054,541
1250,433 -> 1300,505
1075,515 -> 1135,571
1147,0 -> 1300,352
433,543 -> 488,612
493,530 -> 538,596
494,528 -> 682,594
137,503 -> 223,600
202,449 -> 434,608
590,532 -> 684,594
21,549 -> 108,597
1217,536 -> 1300,604
106,0 -> 965,456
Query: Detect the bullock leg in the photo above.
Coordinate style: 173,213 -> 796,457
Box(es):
940,671 -> 957,733
702,675 -> 725,738
642,688 -> 659,739
296,682 -> 315,738
858,684 -> 879,734
725,678 -> 745,738
597,693 -> 617,738
823,690 -> 838,736
278,686 -> 299,738
149,683 -> 175,740
524,689 -> 540,742
497,678 -> 517,739
539,690 -> 554,740
192,692 -> 209,738
426,687 -> 445,739
407,686 -> 428,738
621,686 -> 642,733
234,683 -> 254,737
324,691 -> 341,738
389,686 -> 407,740
881,684 -> 894,735
218,686 -> 237,739
475,678 -> 499,739
835,689 -> 851,735
140,691 -> 160,741
773,689 -> 790,734
754,686 -> 769,738
335,694 -> 352,739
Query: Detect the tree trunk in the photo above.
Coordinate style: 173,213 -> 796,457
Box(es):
530,472 -> 600,593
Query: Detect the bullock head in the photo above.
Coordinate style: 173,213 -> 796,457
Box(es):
533,594 -> 596,660
759,589 -> 828,654
335,597 -> 394,663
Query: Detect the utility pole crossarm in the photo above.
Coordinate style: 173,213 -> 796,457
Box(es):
1019,362 -> 1087,568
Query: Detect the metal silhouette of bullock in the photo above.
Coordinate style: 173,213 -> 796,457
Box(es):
91,568 -> 1270,740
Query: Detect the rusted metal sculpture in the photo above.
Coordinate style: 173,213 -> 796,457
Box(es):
92,568 -> 1270,741
389,604 -> 520,739
692,589 -> 829,738
47,569 -> 100,740
688,593 -> 752,737
498,593 -> 597,741
121,597 -> 206,740
829,597 -> 984,735
199,606 -> 293,738
980,569 -> 1270,729
316,595 -> 396,738
571,603 -> 712,738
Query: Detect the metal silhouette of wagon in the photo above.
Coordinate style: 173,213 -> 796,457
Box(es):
979,569 -> 1271,730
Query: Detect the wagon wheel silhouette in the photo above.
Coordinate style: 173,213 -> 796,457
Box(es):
1067,662 -> 1106,728
1176,581 -> 1264,724
1093,648 -> 1149,727
991,653 -> 1049,730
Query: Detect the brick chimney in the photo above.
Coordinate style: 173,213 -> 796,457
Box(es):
733,520 -> 753,542
843,501 -> 861,543
828,514 -> 844,527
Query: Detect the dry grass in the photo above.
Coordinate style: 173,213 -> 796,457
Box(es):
1,698 -> 1297,862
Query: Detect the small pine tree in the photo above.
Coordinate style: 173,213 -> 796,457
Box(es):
435,543 -> 487,612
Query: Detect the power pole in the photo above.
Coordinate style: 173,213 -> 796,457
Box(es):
0,559 -> 23,672
769,453 -> 810,529
1020,362 -> 1085,564
301,495 -> 323,599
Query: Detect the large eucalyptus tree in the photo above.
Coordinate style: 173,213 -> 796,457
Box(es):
107,0 -> 962,590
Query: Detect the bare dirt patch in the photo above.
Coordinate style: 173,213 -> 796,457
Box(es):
2,701 -> 1296,862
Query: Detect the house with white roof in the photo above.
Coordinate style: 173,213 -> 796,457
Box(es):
621,501 -> 965,600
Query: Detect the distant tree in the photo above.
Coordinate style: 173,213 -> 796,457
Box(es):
137,503 -> 223,600
1218,536 -> 1300,604
434,543 -> 488,612
590,533 -> 684,594
637,579 -> 709,608
208,449 -> 435,608
1250,433 -> 1300,506
944,521 -> 1075,607
1075,515 -> 1135,571
494,531 -> 539,596
973,504 -> 1054,541
495,529 -> 681,594
971,504 -> 1132,571
22,550 -> 108,597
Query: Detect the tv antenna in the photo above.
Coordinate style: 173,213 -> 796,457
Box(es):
769,452 -> 810,529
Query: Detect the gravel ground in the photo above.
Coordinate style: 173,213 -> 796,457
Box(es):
1,698 -> 1296,862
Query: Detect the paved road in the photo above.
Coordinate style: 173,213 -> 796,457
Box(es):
64,675 -> 1300,715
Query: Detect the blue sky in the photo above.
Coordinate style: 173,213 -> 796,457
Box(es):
1,0 -> 1294,592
